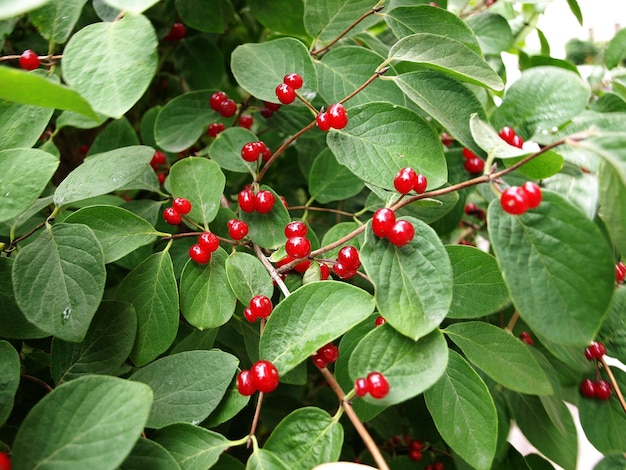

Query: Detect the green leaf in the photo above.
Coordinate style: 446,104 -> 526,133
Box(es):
12,223 -> 106,342
88,117 -> 140,155
491,67 -> 590,139
445,245 -> 509,319
488,191 -> 615,346
309,148 -> 364,204
360,216 -> 452,341
466,12 -> 514,54
246,449 -> 290,470
0,0 -> 52,20
152,423 -> 230,470
264,407 -> 343,468
29,0 -> 86,44
0,66 -> 97,119
102,0 -> 159,14
304,0 -> 381,44
327,102 -> 447,191
180,248 -> 237,329
0,148 -> 58,223
469,114 -> 530,159
0,99 -> 54,150
117,251 -> 179,366
62,13 -> 157,118
239,186 -> 291,249
424,350 -> 497,470
0,341 -> 20,425
53,145 -> 153,206
566,0 -> 583,25
594,454 -> 626,470
445,322 -> 553,395
231,37 -> 317,104
130,350 -> 238,429
120,438 -> 181,470
225,252 -> 275,306
207,127 -> 257,173
260,281 -> 375,375
598,288 -> 626,365
202,375 -> 250,428
64,205 -> 158,263
50,300 -> 137,384
392,71 -> 486,154
606,28 -> 626,69
176,36 -> 225,90
174,0 -> 234,33
600,161 -> 626,255
248,0 -> 307,37
11,375 -> 153,470
388,33 -> 504,90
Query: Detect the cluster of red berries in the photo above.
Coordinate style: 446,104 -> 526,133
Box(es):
243,295 -> 273,322
189,232 -> 219,264
241,141 -> 271,163
371,208 -> 415,246
311,342 -> 339,369
210,91 -> 237,117
498,126 -> 524,149
237,360 -> 280,396
164,22 -> 186,41
150,150 -> 169,185
580,341 -> 613,400
354,372 -> 390,399
332,245 -> 361,280
393,167 -> 427,195
207,122 -> 225,138
0,451 -> 10,470
500,181 -> 542,215
519,331 -> 534,345
462,148 -> 485,174
227,219 -> 249,241
615,261 -> 626,283
284,222 -> 312,260
19,49 -> 39,71
316,103 -> 348,131
163,197 -> 192,225
238,187 -> 275,214
260,101 -> 281,118
276,73 -> 303,105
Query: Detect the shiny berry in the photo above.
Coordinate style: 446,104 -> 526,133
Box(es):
285,236 -> 311,259
414,174 -> 428,193
241,142 -> 261,162
264,101 -> 281,112
283,73 -> 303,89
238,188 -> 256,213
319,263 -> 330,280
219,98 -> 237,117
408,450 -> 423,461
520,181 -> 542,209
318,343 -> 339,363
284,221 -> 307,238
462,148 -> 479,159
366,372 -> 390,399
354,377 -> 368,397
165,22 -> 186,41
519,331 -> 534,345
498,126 -> 516,145
237,369 -> 256,396
387,220 -> 415,246
337,246 -> 361,270
372,208 -> 396,238
163,207 -> 182,225
616,261 -> 626,283
501,186 -> 530,215
580,379 -> 596,398
327,103 -> 348,129
511,134 -> 524,149
151,150 -> 167,169
172,197 -> 192,214
316,111 -> 332,131
255,190 -> 275,214
227,219 -> 248,240
210,91 -> 227,111
312,352 -> 327,369
294,259 -> 312,273
464,156 -> 485,174
394,167 -> 418,194
243,307 -> 257,322
375,316 -> 386,326
239,114 -> 254,129
276,83 -> 296,104
189,243 -> 211,264
250,360 -> 280,393
250,295 -> 273,319
410,440 -> 424,451
332,261 -> 357,280
595,380 -> 612,400
19,49 -> 39,71
586,341 -> 607,360
198,232 -> 219,252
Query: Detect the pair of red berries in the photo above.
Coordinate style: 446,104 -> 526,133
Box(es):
163,197 -> 192,225
371,208 -> 415,246
615,261 -> 626,283
237,360 -> 280,396
498,126 -> 524,149
207,122 -> 226,138
393,167 -> 427,195
316,103 -> 349,131
189,232 -> 219,264
462,148 -> 485,174
210,91 -> 238,118
275,73 -> 303,105
243,295 -> 273,322
500,181 -> 542,215
407,439 -> 425,462
332,245 -> 361,280
580,378 -> 612,400
311,342 -> 339,369
227,219 -> 249,240
238,188 -> 275,214
241,141 -> 271,163
260,101 -> 281,118
19,49 -> 39,71
584,341 -> 607,361
284,221 -> 312,259
354,372 -> 390,399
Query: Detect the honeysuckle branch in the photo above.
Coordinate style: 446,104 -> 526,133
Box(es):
253,243 -> 291,298
21,374 -> 53,393
600,357 -> 626,414
6,219 -> 49,252
341,67 -> 390,104
248,391 -> 265,445
288,205 -> 356,218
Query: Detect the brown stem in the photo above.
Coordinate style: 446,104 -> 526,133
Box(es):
253,243 -> 291,298
8,220 -> 48,251
288,205 -> 356,218
505,311 -> 520,333
340,67 -> 390,105
248,391 -> 265,446
600,357 -> 626,414
21,374 -> 53,393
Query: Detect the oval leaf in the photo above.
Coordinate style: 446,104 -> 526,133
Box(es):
304,0 -> 380,44
0,341 -> 20,425
120,438 -> 181,470
29,0 -> 86,44
225,251 -> 274,305
309,148 -> 364,203
0,100 -> 54,151
207,126 -> 257,173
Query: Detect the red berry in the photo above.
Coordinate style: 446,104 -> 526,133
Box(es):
312,352 -> 327,369
375,316 -> 386,326
595,380 -> 612,400
410,440 -> 424,451
498,126 -> 517,145
260,107 -> 273,118
580,379 -> 596,398
294,259 -> 312,273
316,112 -> 332,131
165,22 -> 186,41
275,83 -> 296,104
239,114 -> 254,129
227,219 -> 248,240
263,101 -> 281,112
408,450 -> 423,461
262,147 -> 272,162
434,463 -> 445,470
283,73 -> 303,89
243,307 -> 257,322
441,132 -> 454,146
151,150 -> 167,169
237,369 -> 256,396
250,360 -> 280,393
587,341 -> 607,360
319,263 -> 330,280
337,246 -> 361,270
19,49 -> 39,71
414,174 -> 428,193
275,255 -> 295,269
464,156 -> 485,174
208,122 -> 225,137
366,372 -> 390,399
465,202 -> 478,216
520,181 -> 542,209
219,98 -> 237,117
198,232 -> 219,252
519,331 -> 534,345
327,103 -> 348,129
249,295 -> 273,319
163,207 -> 182,225
238,188 -> 256,213
332,261 -> 357,280
616,261 -> 626,283
387,220 -> 415,246
318,343 -> 339,364
255,190 -> 275,214
172,197 -> 192,214
210,91 -> 227,111
500,186 -> 530,215
462,148 -> 479,159
241,142 -> 261,162
394,167 -> 418,194
511,134 -> 524,149
372,208 -> 396,238
354,377 -> 368,397
284,221 -> 307,238
0,451 -> 11,470
189,243 -> 211,264
285,236 -> 311,259
158,172 -> 167,185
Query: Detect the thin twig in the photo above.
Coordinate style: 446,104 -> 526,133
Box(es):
505,311 -> 520,333
8,220 -> 49,251
340,67 -> 389,105
253,243 -> 291,298
248,391 -> 265,446
600,357 -> 626,414
288,205 -> 356,218
21,374 -> 53,393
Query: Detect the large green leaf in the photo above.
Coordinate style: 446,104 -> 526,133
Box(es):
12,223 -> 106,342
50,300 -> 137,384
174,0 -> 234,33
116,251 -> 179,366
466,12 -> 514,54
53,145 -> 153,206
264,407 -> 343,468
231,37 -> 317,104
62,13 -> 157,118
424,350 -> 497,470
0,99 -> 54,150
152,423 -> 230,470
309,148 -> 364,203
349,325 -> 448,406
11,375 -> 152,470
239,186 -> 291,249
304,0 -> 381,44
605,28 -> 626,69
388,33 -> 504,90
488,191 -> 615,346
130,350 -> 238,429
0,341 -> 20,425
599,160 -> 626,256
445,322 -> 552,395
29,0 -> 86,44
248,0 -> 307,37
120,438 -> 180,470
207,127 -> 257,173
180,248 -> 237,329
0,148 -> 58,223
259,281 -> 375,375
360,216 -> 452,341
0,0 -> 52,20
225,251 -> 274,305
326,102 -> 446,191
